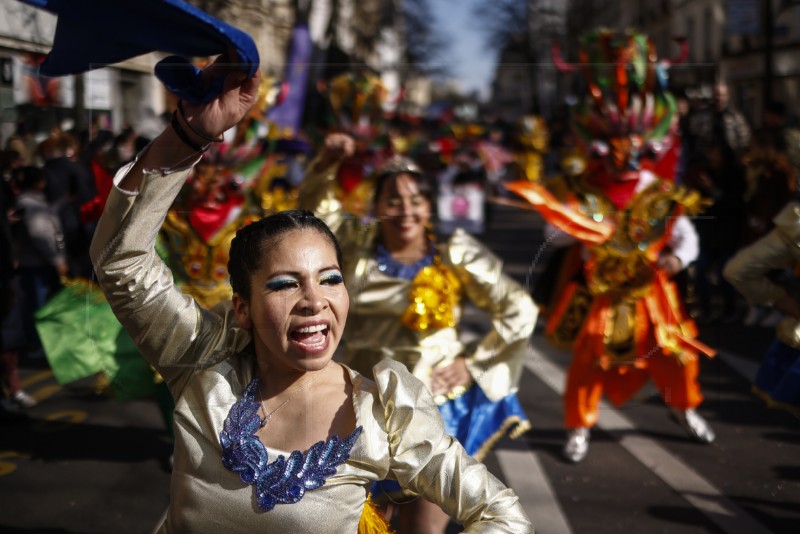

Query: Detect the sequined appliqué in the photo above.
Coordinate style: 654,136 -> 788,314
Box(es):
220,378 -> 363,511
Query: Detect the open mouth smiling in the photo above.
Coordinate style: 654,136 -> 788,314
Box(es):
289,322 -> 330,353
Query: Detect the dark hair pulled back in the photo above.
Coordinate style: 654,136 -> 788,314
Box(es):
228,210 -> 343,300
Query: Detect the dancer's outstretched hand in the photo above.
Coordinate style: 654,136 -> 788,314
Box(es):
179,50 -> 261,140
657,253 -> 682,277
119,51 -> 260,191
313,132 -> 356,173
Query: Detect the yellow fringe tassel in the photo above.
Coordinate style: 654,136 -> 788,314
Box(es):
358,493 -> 394,534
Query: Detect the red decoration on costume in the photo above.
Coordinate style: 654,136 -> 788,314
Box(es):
336,158 -> 364,195
188,197 -> 242,243
80,158 -> 115,223
642,133 -> 680,182
586,165 -> 639,210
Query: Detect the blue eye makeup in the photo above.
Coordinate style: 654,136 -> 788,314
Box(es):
321,272 -> 344,285
265,277 -> 298,291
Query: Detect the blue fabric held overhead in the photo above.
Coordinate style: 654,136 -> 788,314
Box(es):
17,0 -> 260,103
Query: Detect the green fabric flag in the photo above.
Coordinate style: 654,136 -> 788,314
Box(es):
35,280 -> 158,401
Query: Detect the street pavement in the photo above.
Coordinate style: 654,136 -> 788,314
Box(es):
1,200 -> 799,533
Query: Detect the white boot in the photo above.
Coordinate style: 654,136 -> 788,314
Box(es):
563,427 -> 590,463
12,390 -> 37,409
672,408 -> 715,444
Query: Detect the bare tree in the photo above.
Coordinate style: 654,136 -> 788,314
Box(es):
399,0 -> 449,75
472,0 -> 528,52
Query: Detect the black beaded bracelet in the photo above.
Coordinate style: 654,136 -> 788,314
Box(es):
171,111 -> 211,153
177,100 -> 225,144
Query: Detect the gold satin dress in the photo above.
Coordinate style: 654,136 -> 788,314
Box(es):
89,158 -> 533,533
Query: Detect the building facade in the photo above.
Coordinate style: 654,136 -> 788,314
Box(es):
0,0 -> 167,146
0,0 -> 417,149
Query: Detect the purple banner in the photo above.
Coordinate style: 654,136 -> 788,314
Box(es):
267,23 -> 312,134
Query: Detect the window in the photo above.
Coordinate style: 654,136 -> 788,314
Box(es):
703,7 -> 712,62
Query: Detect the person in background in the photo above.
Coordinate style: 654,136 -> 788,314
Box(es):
10,166 -> 67,357
724,201 -> 800,415
509,29 -> 717,464
687,81 -> 752,160
1,176 -> 36,416
683,139 -> 747,323
737,101 -> 798,326
39,133 -> 96,278
4,121 -> 38,166
301,132 -> 536,534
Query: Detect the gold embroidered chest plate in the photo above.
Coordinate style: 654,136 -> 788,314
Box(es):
573,179 -> 687,299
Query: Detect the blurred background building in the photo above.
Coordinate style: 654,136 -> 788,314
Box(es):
554,0 -> 800,125
0,0 -> 440,146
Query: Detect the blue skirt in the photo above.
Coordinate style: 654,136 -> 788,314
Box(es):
437,384 -> 530,460
754,340 -> 800,413
372,384 -> 531,500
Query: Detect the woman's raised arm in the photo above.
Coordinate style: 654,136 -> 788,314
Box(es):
90,60 -> 259,391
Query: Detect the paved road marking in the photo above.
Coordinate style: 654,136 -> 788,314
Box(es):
32,410 -> 88,433
31,383 -> 62,403
20,370 -> 53,389
495,439 -> 572,534
0,451 -> 22,477
717,349 -> 759,383
526,346 -> 775,534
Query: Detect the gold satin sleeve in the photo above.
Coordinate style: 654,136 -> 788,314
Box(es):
724,202 -> 800,348
298,155 -> 346,232
374,360 -> 533,533
445,229 -> 538,401
89,159 -> 252,397
723,202 -> 800,307
298,155 -> 377,257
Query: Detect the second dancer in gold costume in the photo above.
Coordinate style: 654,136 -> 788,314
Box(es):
300,133 -> 537,533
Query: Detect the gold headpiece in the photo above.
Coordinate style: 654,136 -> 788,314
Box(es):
376,154 -> 422,178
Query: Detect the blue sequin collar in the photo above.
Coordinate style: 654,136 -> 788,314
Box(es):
375,241 -> 436,281
220,378 -> 363,512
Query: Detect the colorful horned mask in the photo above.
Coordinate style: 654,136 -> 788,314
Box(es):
553,29 -> 686,183
326,70 -> 387,131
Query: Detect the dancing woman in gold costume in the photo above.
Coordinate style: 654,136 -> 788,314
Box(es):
91,58 -> 530,533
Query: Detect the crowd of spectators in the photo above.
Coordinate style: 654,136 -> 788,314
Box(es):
1,116 -> 153,417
